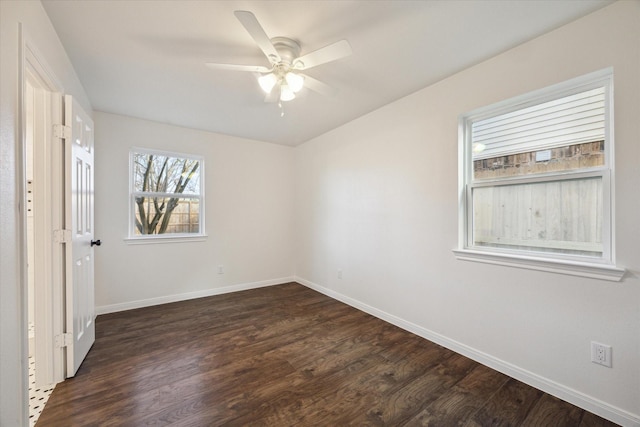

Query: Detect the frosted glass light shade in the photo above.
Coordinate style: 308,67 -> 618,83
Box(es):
280,84 -> 295,102
285,72 -> 304,93
258,73 -> 277,93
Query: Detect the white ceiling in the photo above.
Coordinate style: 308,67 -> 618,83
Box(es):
42,0 -> 612,146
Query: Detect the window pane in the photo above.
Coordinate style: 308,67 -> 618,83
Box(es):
133,153 -> 200,195
472,176 -> 603,256
133,196 -> 200,235
473,140 -> 604,180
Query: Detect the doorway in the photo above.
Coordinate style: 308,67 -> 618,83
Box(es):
25,71 -> 56,425
23,45 -> 66,425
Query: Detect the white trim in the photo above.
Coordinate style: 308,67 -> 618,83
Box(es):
130,146 -> 202,161
453,249 -> 625,281
124,234 -> 207,245
295,277 -> 639,427
95,277 -> 294,315
132,191 -> 201,199
16,23 -> 30,427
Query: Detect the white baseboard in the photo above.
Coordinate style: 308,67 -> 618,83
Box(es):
294,276 -> 639,427
95,276 -> 295,315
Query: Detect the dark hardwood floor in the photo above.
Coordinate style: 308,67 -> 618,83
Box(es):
38,283 -> 618,426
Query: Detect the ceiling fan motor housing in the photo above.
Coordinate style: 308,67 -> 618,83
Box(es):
270,37 -> 302,67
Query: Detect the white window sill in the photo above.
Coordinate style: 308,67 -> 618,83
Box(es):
453,248 -> 625,282
125,234 -> 207,245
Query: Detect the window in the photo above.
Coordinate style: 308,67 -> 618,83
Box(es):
128,148 -> 204,241
455,69 -> 624,281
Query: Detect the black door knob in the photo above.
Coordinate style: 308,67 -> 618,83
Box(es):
91,239 -> 102,247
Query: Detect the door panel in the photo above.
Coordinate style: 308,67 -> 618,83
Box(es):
65,95 -> 95,377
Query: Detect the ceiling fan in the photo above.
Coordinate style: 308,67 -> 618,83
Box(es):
206,11 -> 352,103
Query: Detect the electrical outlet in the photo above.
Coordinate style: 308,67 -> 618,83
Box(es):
337,269 -> 343,279
218,265 -> 224,274
591,342 -> 612,367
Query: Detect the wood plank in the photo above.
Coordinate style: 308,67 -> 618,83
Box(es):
580,410 -> 622,427
522,393 -> 587,426
467,377 -> 544,426
404,363 -> 509,426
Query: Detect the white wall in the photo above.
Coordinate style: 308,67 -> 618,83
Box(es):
94,112 -> 295,312
294,2 -> 639,424
0,1 -> 92,425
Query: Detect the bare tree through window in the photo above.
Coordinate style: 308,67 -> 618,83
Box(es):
132,152 -> 202,235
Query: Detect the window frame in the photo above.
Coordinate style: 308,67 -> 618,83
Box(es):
126,147 -> 206,244
454,68 -> 625,281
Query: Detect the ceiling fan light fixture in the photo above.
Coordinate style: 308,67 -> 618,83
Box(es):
258,73 -> 277,93
285,72 -> 304,93
280,84 -> 296,102
207,11 -> 353,105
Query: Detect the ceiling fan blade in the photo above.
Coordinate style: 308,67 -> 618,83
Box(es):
303,75 -> 338,97
205,63 -> 271,73
293,40 -> 352,70
234,11 -> 281,64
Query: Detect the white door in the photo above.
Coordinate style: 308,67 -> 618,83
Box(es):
64,95 -> 96,377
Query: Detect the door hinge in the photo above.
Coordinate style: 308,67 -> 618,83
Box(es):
53,229 -> 72,244
53,124 -> 72,140
55,333 -> 73,348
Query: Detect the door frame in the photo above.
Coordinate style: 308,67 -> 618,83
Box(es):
18,26 -> 67,409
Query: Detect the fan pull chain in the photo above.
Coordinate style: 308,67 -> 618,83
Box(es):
278,101 -> 285,117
